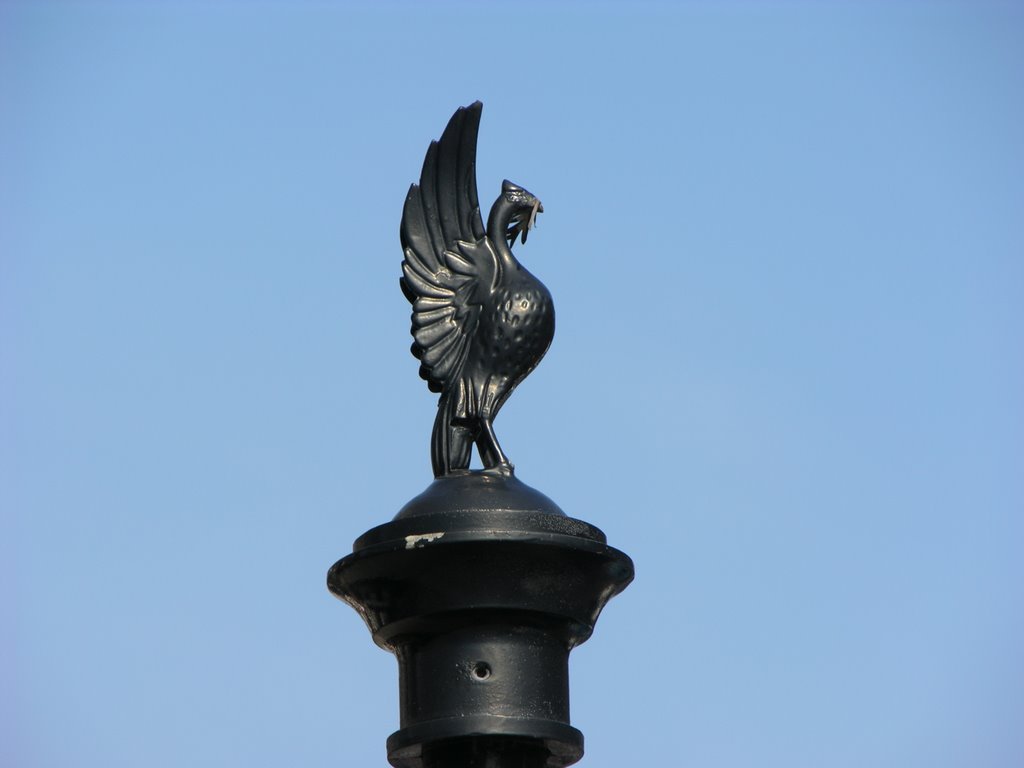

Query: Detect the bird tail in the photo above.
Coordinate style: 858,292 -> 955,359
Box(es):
431,391 -> 473,476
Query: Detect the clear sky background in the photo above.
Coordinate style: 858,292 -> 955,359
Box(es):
3,1 -> 1022,766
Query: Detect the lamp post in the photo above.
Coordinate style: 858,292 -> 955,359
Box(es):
328,102 -> 633,768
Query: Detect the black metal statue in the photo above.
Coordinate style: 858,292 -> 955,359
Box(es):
400,101 -> 553,477
329,102 -> 633,768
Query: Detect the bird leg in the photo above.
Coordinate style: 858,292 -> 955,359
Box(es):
475,417 -> 511,470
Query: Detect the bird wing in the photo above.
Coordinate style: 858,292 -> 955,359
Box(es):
400,102 -> 496,393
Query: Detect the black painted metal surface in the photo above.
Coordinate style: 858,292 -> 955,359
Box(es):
328,103 -> 633,768
400,102 -> 553,478
329,473 -> 632,767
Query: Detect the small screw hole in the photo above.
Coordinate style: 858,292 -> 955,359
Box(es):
472,662 -> 491,680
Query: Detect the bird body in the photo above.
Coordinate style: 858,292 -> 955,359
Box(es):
400,102 -> 553,477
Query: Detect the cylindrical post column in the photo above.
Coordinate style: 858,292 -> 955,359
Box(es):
328,473 -> 633,768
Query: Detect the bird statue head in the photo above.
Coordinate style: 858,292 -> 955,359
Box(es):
501,179 -> 543,246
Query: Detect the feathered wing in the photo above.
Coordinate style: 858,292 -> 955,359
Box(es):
399,101 -> 494,394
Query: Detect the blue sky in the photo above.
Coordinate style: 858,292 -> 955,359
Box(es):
3,2 -> 1022,766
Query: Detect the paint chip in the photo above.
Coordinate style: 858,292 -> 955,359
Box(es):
404,532 -> 445,549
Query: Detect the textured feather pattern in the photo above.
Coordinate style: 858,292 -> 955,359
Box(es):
400,102 -> 492,394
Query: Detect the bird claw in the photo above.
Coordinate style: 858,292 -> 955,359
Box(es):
482,462 -> 515,478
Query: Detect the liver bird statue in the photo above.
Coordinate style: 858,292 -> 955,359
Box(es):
400,102 -> 554,478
